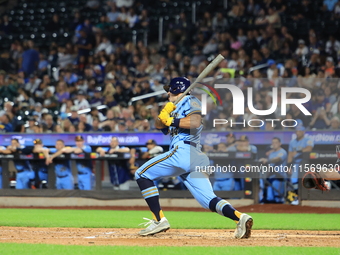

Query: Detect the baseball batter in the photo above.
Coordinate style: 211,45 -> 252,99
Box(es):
135,77 -> 253,238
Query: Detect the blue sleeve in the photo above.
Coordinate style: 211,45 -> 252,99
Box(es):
102,147 -> 110,152
305,138 -> 314,148
227,145 -> 236,152
186,97 -> 201,117
82,145 -> 92,153
278,150 -> 287,161
251,145 -> 257,154
140,147 -> 148,153
159,127 -> 169,135
288,141 -> 294,152
49,148 -> 57,153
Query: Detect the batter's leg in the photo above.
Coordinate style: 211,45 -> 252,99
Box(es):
179,171 -> 253,239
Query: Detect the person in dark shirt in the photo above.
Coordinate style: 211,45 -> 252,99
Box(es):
141,81 -> 155,105
46,14 -> 62,33
68,106 -> 80,126
76,30 -> 92,58
21,40 -> 39,76
90,87 -> 104,107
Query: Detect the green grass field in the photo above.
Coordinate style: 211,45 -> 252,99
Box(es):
0,209 -> 339,255
0,244 -> 339,255
0,209 -> 339,230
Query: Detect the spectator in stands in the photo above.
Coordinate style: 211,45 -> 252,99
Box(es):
324,0 -> 339,12
295,39 -> 309,58
107,3 -> 120,23
325,57 -> 335,77
333,1 -> 340,18
95,36 -> 114,55
212,11 -> 228,31
127,8 -> 138,28
166,12 -> 190,44
68,106 -> 80,126
138,9 -> 150,29
141,139 -> 163,159
0,113 -> 13,132
21,40 -> 39,76
79,114 -> 92,131
74,90 -> 90,110
55,81 -> 70,104
46,14 -> 62,33
326,35 -> 340,56
76,29 -> 92,59
43,90 -> 58,112
329,116 -> 340,129
42,114 -> 56,133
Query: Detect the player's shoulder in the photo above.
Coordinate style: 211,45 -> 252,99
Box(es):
188,95 -> 201,105
278,148 -> 287,155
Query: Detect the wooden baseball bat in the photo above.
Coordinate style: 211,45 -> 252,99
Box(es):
173,54 -> 225,105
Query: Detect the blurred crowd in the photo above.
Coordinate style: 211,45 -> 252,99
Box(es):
0,0 -> 340,133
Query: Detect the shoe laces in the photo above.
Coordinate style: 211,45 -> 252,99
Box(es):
139,217 -> 155,227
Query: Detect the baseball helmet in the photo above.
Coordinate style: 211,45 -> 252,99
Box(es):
163,77 -> 190,95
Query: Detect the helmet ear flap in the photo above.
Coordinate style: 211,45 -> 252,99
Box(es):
163,85 -> 170,92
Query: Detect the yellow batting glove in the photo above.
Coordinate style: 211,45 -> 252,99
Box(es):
158,110 -> 170,123
163,102 -> 176,114
163,116 -> 174,126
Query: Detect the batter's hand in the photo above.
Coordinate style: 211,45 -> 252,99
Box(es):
158,110 -> 173,126
163,102 -> 176,114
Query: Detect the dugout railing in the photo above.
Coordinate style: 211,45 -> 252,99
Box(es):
0,152 -> 260,203
1,152 -> 339,204
299,151 -> 340,202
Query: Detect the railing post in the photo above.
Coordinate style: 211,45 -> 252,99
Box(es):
158,17 -> 163,46
192,2 -> 196,24
132,30 -> 137,45
143,30 -> 148,46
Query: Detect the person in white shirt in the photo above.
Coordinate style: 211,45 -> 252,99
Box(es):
74,90 -> 90,110
295,39 -> 309,56
325,35 -> 340,55
142,139 -> 163,159
95,36 -> 114,55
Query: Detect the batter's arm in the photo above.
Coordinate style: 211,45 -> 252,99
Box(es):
177,114 -> 201,129
155,118 -> 167,129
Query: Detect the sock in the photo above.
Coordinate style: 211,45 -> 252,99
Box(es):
209,197 -> 242,223
137,177 -> 164,221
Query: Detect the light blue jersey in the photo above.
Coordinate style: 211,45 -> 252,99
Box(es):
265,148 -> 288,203
268,148 -> 287,169
0,145 -> 5,189
167,95 -> 202,149
289,137 -> 314,164
73,145 -> 92,190
135,95 -> 222,210
227,145 -> 258,154
50,148 -> 73,189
